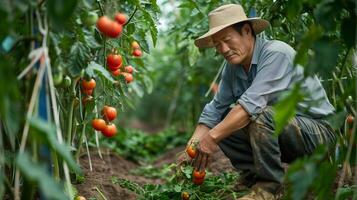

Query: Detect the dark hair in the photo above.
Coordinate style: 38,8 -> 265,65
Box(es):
232,21 -> 256,38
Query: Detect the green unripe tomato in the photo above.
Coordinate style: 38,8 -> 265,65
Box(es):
82,11 -> 98,27
53,72 -> 63,86
63,75 -> 72,88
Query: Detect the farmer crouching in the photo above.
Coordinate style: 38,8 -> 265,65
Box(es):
178,4 -> 336,200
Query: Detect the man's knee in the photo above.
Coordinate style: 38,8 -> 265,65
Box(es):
248,106 -> 275,140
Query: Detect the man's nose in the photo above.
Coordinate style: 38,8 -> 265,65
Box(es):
219,42 -> 230,54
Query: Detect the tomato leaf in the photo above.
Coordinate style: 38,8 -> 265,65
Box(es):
29,117 -> 82,175
273,84 -> 303,136
86,61 -> 115,83
16,152 -> 70,200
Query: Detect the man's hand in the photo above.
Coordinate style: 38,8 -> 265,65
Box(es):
193,133 -> 218,172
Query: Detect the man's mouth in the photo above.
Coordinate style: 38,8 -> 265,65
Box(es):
225,54 -> 235,59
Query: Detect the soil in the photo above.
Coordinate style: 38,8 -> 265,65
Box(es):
75,147 -> 235,200
75,147 -> 356,200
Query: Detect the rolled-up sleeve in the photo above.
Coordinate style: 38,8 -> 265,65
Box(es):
237,52 -> 294,120
198,64 -> 235,128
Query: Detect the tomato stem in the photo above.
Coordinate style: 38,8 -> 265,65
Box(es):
75,122 -> 87,163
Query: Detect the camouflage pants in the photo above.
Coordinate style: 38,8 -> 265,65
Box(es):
218,107 -> 336,193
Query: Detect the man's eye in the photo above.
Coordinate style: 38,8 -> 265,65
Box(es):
224,38 -> 231,42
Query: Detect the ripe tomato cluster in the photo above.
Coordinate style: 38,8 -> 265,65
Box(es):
92,106 -> 118,137
131,41 -> 142,57
96,12 -> 127,38
81,78 -> 96,104
106,51 -> 135,84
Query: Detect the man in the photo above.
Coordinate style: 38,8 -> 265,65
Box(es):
181,4 -> 336,200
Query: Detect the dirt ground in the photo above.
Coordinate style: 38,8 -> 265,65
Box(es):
75,147 -> 236,200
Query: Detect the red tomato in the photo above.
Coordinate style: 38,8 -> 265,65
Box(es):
192,177 -> 204,185
114,13 -> 127,25
92,119 -> 106,131
181,192 -> 189,200
122,72 -> 133,83
102,106 -> 117,121
132,49 -> 142,57
82,89 -> 93,96
186,146 -> 196,158
125,65 -> 134,74
82,78 -> 96,90
102,123 -> 117,137
131,41 -> 140,49
347,115 -> 354,125
96,16 -> 113,36
107,54 -> 123,70
111,68 -> 121,76
193,170 -> 206,179
107,21 -> 122,38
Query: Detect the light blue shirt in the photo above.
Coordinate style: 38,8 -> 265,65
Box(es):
198,37 -> 335,128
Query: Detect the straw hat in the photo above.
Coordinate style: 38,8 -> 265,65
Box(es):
194,4 -> 270,48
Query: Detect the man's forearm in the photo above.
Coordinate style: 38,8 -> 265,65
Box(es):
209,104 -> 250,143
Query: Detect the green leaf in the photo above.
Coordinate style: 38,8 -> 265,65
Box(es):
16,152 -> 70,200
86,61 -> 115,83
149,0 -> 160,12
341,16 -> 357,48
141,9 -> 158,46
173,185 -> 181,192
142,75 -> 153,94
313,1 -> 341,31
68,42 -> 91,77
188,41 -> 200,66
335,185 -> 357,200
294,25 -> 323,66
29,117 -> 82,175
273,84 -> 303,136
308,37 -> 340,76
46,0 -> 78,28
131,82 -> 144,97
286,0 -> 302,20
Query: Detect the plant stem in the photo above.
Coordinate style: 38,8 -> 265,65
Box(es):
125,6 -> 138,25
75,122 -> 87,163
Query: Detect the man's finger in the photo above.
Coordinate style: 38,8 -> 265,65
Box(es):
199,153 -> 208,172
194,150 -> 202,170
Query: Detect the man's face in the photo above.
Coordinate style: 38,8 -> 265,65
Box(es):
211,25 -> 254,65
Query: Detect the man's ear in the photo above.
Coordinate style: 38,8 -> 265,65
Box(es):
243,23 -> 251,36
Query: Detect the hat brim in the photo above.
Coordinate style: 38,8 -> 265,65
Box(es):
194,18 -> 270,48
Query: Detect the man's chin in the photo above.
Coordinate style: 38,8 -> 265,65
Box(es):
226,57 -> 241,65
